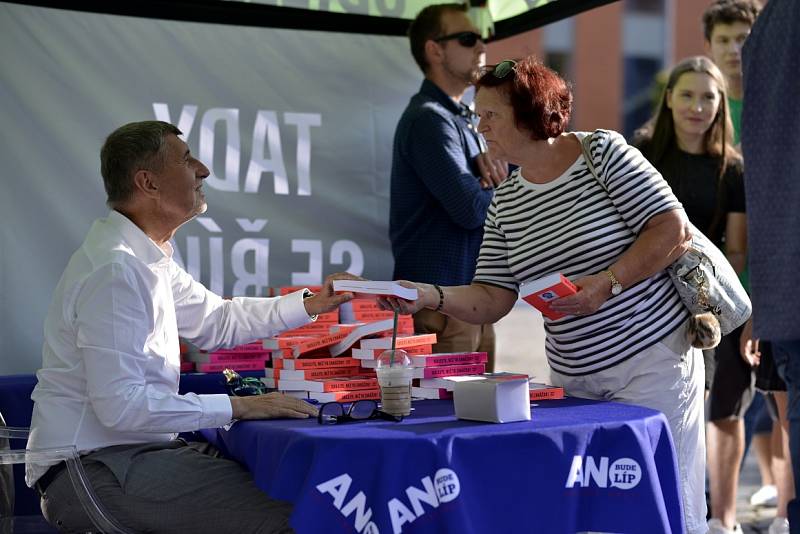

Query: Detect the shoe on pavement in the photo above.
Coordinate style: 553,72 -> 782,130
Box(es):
768,517 -> 790,534
750,484 -> 779,507
707,518 -> 743,534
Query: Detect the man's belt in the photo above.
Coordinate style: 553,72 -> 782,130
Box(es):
34,461 -> 67,496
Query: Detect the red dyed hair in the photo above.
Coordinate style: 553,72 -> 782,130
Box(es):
475,56 -> 573,140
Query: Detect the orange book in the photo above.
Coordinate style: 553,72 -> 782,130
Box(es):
281,376 -> 379,392
308,389 -> 381,403
279,285 -> 323,296
360,333 -> 437,350
529,382 -> 565,401
279,366 -> 365,381
519,273 -> 578,320
262,336 -> 316,350
281,357 -> 360,370
352,344 -> 433,361
289,330 -> 353,357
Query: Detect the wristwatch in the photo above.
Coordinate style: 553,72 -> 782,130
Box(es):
302,289 -> 318,321
602,270 -> 623,296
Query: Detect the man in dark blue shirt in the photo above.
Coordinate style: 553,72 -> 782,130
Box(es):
390,3 -> 507,370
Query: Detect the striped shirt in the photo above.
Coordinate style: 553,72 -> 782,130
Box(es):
474,130 -> 689,376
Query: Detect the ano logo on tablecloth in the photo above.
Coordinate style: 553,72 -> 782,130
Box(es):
564,456 -> 642,490
316,468 -> 461,534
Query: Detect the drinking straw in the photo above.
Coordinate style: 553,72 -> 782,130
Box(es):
390,309 -> 399,366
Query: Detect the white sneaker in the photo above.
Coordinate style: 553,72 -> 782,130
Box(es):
750,484 -> 779,507
768,517 -> 790,534
707,518 -> 743,534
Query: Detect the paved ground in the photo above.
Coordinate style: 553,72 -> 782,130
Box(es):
494,301 -> 783,533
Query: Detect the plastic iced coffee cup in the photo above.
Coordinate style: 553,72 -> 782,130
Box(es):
376,349 -> 413,417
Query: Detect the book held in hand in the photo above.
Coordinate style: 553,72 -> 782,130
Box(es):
519,273 -> 578,320
332,280 -> 418,300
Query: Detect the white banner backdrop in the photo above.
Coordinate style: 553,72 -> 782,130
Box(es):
0,3 -> 421,374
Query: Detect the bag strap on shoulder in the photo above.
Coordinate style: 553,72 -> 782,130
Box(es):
579,132 -> 609,194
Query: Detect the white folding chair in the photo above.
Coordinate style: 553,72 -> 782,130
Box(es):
0,424 -> 130,534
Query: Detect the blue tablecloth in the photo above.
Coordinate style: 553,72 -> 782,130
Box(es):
0,371 -> 261,516
203,398 -> 684,534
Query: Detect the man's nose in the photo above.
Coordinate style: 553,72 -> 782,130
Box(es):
197,161 -> 210,179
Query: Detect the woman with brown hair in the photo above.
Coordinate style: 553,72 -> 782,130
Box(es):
381,55 -> 707,533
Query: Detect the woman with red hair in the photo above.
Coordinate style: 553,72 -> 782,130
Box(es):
382,56 -> 706,533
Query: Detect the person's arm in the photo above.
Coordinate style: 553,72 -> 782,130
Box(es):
379,282 -> 517,325
404,110 -> 494,229
549,209 -> 689,316
171,267 -> 353,350
725,212 -> 748,274
75,262 -> 235,432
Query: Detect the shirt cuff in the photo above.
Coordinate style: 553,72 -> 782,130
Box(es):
199,393 -> 235,428
283,288 -> 317,327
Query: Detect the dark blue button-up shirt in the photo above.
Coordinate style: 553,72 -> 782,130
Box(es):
389,79 -> 493,285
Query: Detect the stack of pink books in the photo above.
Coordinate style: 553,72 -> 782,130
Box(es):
184,341 -> 272,373
410,352 -> 489,399
264,357 -> 379,402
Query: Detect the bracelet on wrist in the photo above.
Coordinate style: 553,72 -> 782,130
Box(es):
433,284 -> 444,312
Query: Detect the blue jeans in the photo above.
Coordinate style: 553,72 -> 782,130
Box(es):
772,339 -> 800,533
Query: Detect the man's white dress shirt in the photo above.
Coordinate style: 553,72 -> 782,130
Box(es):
26,211 -> 312,484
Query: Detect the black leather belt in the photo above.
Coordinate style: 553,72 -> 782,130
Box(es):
34,461 -> 67,496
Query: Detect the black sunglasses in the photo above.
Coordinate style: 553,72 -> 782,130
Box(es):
492,59 -> 517,79
434,31 -> 483,48
317,400 -> 403,425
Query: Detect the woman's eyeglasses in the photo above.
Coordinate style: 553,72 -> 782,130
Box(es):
434,31 -> 483,48
318,400 -> 403,425
492,59 -> 517,79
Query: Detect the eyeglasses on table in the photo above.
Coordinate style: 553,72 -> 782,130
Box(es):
317,400 -> 403,425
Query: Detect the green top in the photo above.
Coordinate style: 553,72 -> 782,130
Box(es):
728,97 -> 743,146
727,96 -> 748,289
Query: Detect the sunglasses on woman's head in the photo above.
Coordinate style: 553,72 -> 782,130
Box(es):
434,31 -> 483,48
492,60 -> 517,79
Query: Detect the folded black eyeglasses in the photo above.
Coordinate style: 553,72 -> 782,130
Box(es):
317,400 -> 403,425
434,31 -> 483,48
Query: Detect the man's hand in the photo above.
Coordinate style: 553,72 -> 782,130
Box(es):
740,318 -> 760,367
548,273 -> 610,317
230,392 -> 319,420
303,272 -> 361,317
475,153 -> 509,189
376,281 -> 436,315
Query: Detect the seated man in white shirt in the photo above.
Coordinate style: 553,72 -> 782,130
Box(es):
26,120 -> 354,534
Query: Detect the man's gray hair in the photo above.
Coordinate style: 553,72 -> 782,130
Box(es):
100,121 -> 182,208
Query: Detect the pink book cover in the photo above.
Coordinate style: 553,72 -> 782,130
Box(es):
410,352 -> 487,367
360,333 -> 437,350
412,363 -> 486,379
520,273 -> 578,320
308,389 -> 381,403
282,357 -> 361,370
179,361 -> 195,373
196,360 -> 266,373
